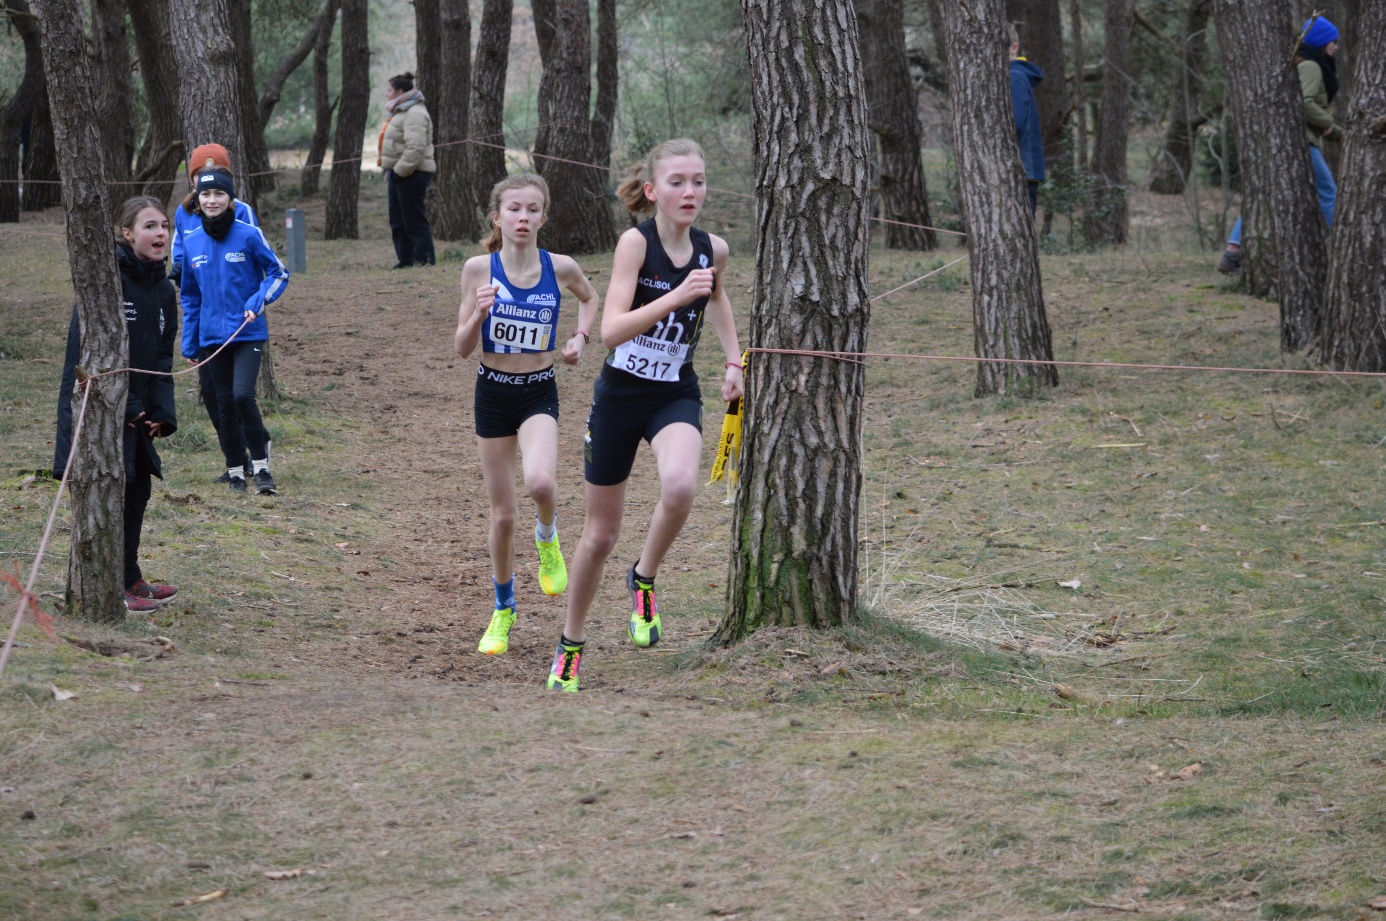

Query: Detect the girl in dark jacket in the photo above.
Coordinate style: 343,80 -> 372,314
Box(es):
54,196 -> 180,614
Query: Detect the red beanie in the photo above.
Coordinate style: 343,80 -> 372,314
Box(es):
187,144 -> 232,179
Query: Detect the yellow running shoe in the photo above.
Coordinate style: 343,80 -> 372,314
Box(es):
546,640 -> 583,691
536,534 -> 568,596
626,564 -> 661,648
477,607 -> 515,655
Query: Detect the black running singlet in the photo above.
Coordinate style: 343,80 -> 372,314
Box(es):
606,219 -> 714,383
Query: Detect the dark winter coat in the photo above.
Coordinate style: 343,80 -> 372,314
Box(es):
1010,57 -> 1046,183
54,244 -> 179,480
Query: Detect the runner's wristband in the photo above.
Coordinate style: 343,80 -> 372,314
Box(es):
577,329 -> 590,341
725,361 -> 743,370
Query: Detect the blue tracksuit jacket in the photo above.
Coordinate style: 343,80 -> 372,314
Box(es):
179,218 -> 289,359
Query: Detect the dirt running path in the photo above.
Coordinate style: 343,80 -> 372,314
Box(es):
275,259 -> 739,690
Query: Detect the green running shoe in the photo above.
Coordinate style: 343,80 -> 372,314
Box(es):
626,563 -> 661,648
546,640 -> 582,692
478,607 -> 515,655
536,534 -> 568,596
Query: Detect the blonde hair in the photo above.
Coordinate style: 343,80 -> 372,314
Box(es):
484,173 -> 550,253
614,138 -> 705,216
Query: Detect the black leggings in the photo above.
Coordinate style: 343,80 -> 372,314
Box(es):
124,468 -> 151,589
201,340 -> 270,468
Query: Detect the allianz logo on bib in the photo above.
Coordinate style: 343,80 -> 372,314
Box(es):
225,252 -> 247,263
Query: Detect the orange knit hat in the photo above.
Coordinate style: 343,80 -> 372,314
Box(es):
187,144 -> 232,178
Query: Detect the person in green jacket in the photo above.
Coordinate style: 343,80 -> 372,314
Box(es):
1218,16 -> 1342,275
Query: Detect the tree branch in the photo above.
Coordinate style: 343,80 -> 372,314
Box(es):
258,0 -> 331,130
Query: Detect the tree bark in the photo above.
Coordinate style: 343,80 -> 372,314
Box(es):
469,0 -> 512,215
227,0 -> 271,201
715,0 -> 872,644
127,0 -> 183,203
0,0 -> 45,223
23,79 -> 61,211
32,0 -> 128,624
941,0 -> 1057,396
1068,0 -> 1088,171
925,0 -> 949,78
1149,0 -> 1212,194
1084,0 -> 1132,245
433,0 -> 479,241
1213,0 -> 1327,350
590,0 -> 617,176
258,7 -> 329,131
1316,0 -> 1386,371
324,0 -> 368,240
531,0 -> 557,162
167,0 -> 251,200
415,0 -> 440,102
856,0 -> 937,250
533,0 -> 615,255
91,0 -> 133,186
300,0 -> 339,196
1005,0 -> 1068,173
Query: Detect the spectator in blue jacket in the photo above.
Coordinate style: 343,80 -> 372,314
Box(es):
1009,24 -> 1046,216
170,144 -> 259,482
181,167 -> 289,496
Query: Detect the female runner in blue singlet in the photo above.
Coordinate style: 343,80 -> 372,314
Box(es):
454,174 -> 600,656
547,139 -> 744,691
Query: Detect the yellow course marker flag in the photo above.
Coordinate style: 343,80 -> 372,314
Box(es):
709,396 -> 742,485
709,351 -> 749,489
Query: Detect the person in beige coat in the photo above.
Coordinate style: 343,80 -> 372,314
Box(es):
379,72 -> 436,268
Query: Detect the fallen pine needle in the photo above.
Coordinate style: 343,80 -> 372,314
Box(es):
171,889 -> 226,907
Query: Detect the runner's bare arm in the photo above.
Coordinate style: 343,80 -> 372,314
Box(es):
454,256 -> 495,359
707,234 -> 743,402
599,228 -> 714,348
555,255 -> 601,365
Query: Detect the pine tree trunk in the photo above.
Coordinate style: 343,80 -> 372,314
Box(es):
590,0 -> 617,176
1005,0 -> 1068,173
91,0 -> 133,187
127,0 -> 183,204
0,0 -> 44,223
469,0 -> 512,215
1069,0 -> 1088,171
1149,0 -> 1212,195
228,0 -> 271,202
433,0 -> 479,242
324,0 -> 368,240
530,0 -> 557,165
1317,0 -> 1386,371
1085,0 -> 1132,245
856,0 -> 937,251
941,0 -> 1056,395
300,0 -> 339,197
32,0 -> 128,624
1213,0 -> 1327,350
167,0 -> 251,199
415,0 -> 441,104
533,0 -> 615,255
715,0 -> 872,644
23,86 -> 61,211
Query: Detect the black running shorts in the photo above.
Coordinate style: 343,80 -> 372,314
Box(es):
584,365 -> 703,486
474,364 -> 560,438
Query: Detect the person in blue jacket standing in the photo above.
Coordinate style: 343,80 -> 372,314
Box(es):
180,167 -> 289,495
170,144 -> 260,482
1009,25 -> 1046,216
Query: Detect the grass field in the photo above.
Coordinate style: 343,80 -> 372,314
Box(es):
2,178 -> 1385,920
